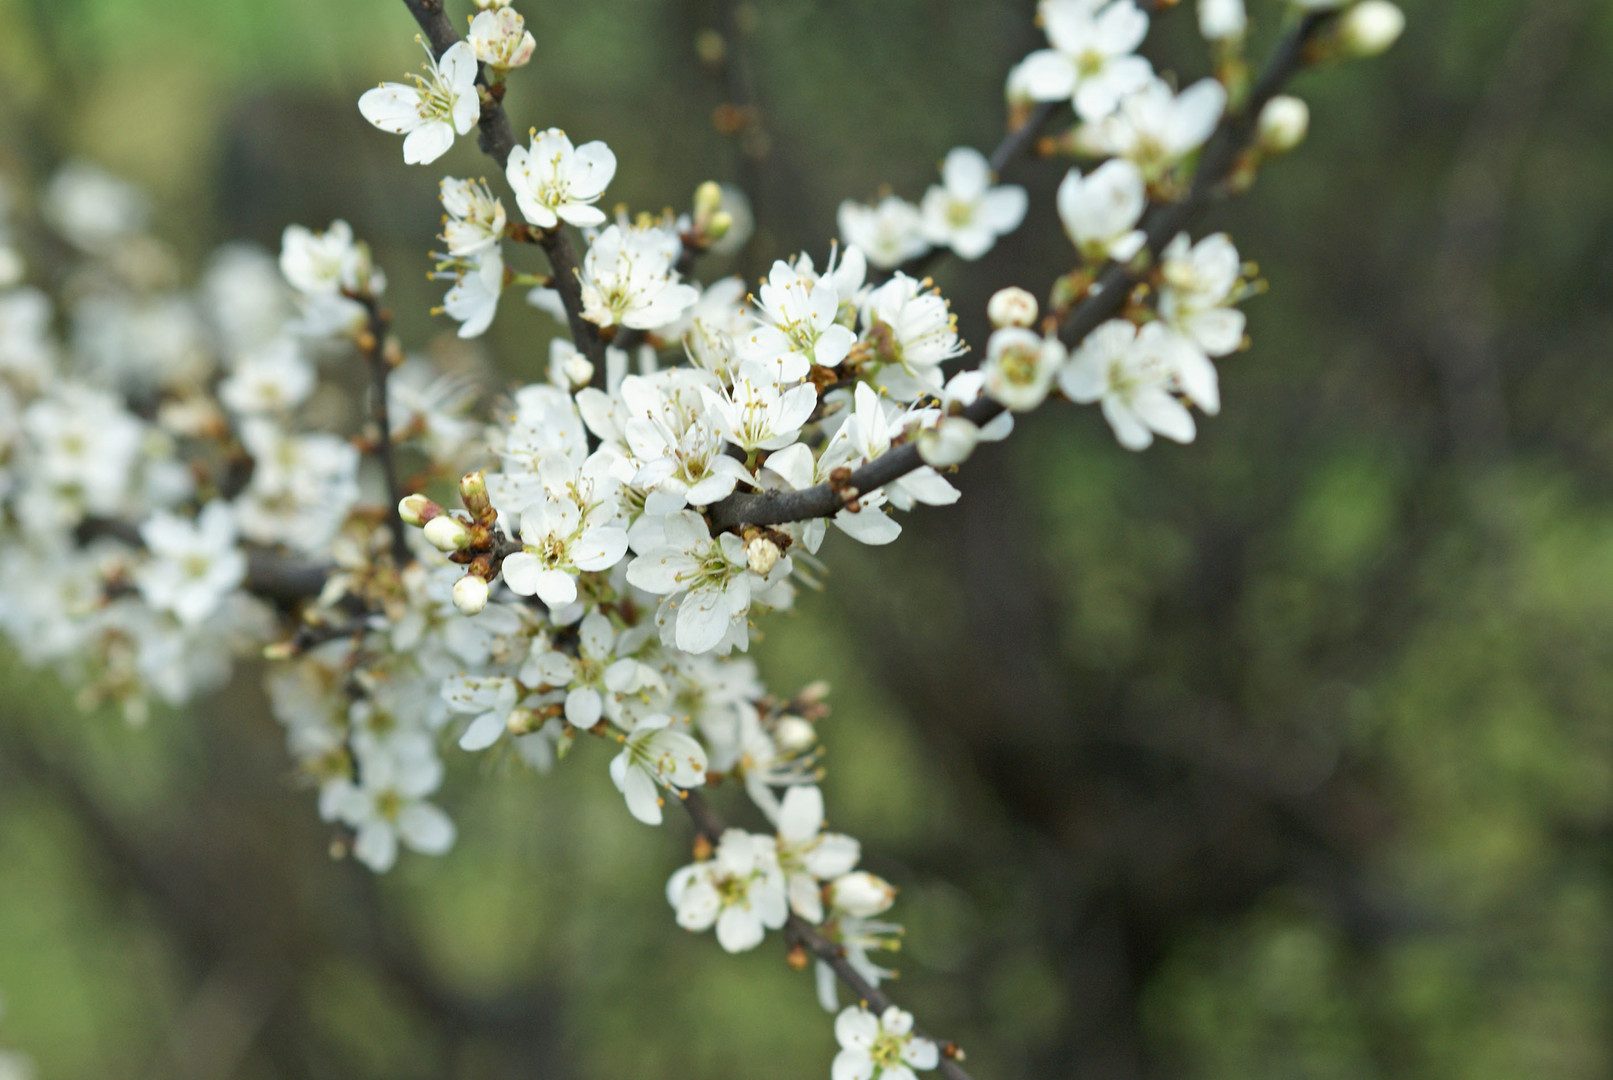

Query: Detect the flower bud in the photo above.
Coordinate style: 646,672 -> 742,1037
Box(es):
452,574 -> 490,615
399,493 -> 443,528
459,471 -> 491,518
705,210 -> 734,244
774,716 -> 817,753
1257,96 -> 1310,155
746,535 -> 782,577
562,354 -> 595,390
1339,1 -> 1404,57
423,515 -> 473,552
694,180 -> 724,221
827,871 -> 897,918
987,286 -> 1039,329
917,417 -> 980,468
506,707 -> 540,736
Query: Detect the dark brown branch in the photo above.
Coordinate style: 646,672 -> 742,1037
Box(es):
354,294 -> 413,568
705,11 -> 1337,534
398,0 -> 605,371
681,791 -> 975,1080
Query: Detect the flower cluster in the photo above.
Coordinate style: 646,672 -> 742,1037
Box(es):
0,0 -> 1403,1073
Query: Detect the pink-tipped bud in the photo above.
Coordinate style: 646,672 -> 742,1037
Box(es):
399,493 -> 443,528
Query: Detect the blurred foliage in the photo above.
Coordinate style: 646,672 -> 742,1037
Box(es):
3,0 -> 1613,1078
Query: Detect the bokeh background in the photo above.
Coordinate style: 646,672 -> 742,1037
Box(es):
2,0 -> 1612,1077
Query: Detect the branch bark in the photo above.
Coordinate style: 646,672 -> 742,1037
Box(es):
705,11 -> 1337,534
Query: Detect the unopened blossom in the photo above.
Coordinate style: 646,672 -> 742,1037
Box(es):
1339,1 -> 1406,57
500,479 -> 628,608
1058,319 -> 1201,450
982,326 -> 1067,412
218,336 -> 315,414
626,509 -> 753,654
1198,0 -> 1247,41
467,6 -> 536,70
837,196 -> 930,270
136,502 -> 247,626
610,713 -> 709,825
776,785 -> 861,922
1018,0 -> 1153,120
833,1005 -> 939,1080
439,177 -> 506,256
1081,77 -> 1227,179
826,870 -> 898,919
579,224 -> 699,330
862,273 -> 966,401
358,41 -> 480,165
987,286 -> 1039,329
1057,158 -> 1147,263
504,128 -> 617,229
741,257 -> 858,381
919,148 -> 1028,261
1257,95 -> 1310,155
437,248 -> 504,338
667,827 -> 788,951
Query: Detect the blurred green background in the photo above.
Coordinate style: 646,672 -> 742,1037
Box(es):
3,0 -> 1613,1077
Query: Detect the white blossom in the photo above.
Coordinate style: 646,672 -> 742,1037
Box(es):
579,224 -> 699,330
136,502 -> 247,627
982,326 -> 1067,412
667,828 -> 788,951
1058,319 -> 1202,450
611,713 -> 709,825
1057,158 -> 1147,263
1018,0 -> 1154,121
500,471 -> 629,608
776,785 -> 861,922
832,1005 -> 939,1080
467,6 -> 536,70
504,128 -> 617,230
439,177 -> 507,257
1081,77 -> 1227,179
919,148 -> 1027,261
837,197 -> 930,270
358,41 -> 480,166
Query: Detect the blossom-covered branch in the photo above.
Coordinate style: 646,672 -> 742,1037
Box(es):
0,0 -> 1404,1075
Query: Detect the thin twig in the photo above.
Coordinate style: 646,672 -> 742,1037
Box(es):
398,0 -> 605,371
681,791 -> 975,1080
705,12 -> 1338,534
354,294 -> 412,568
